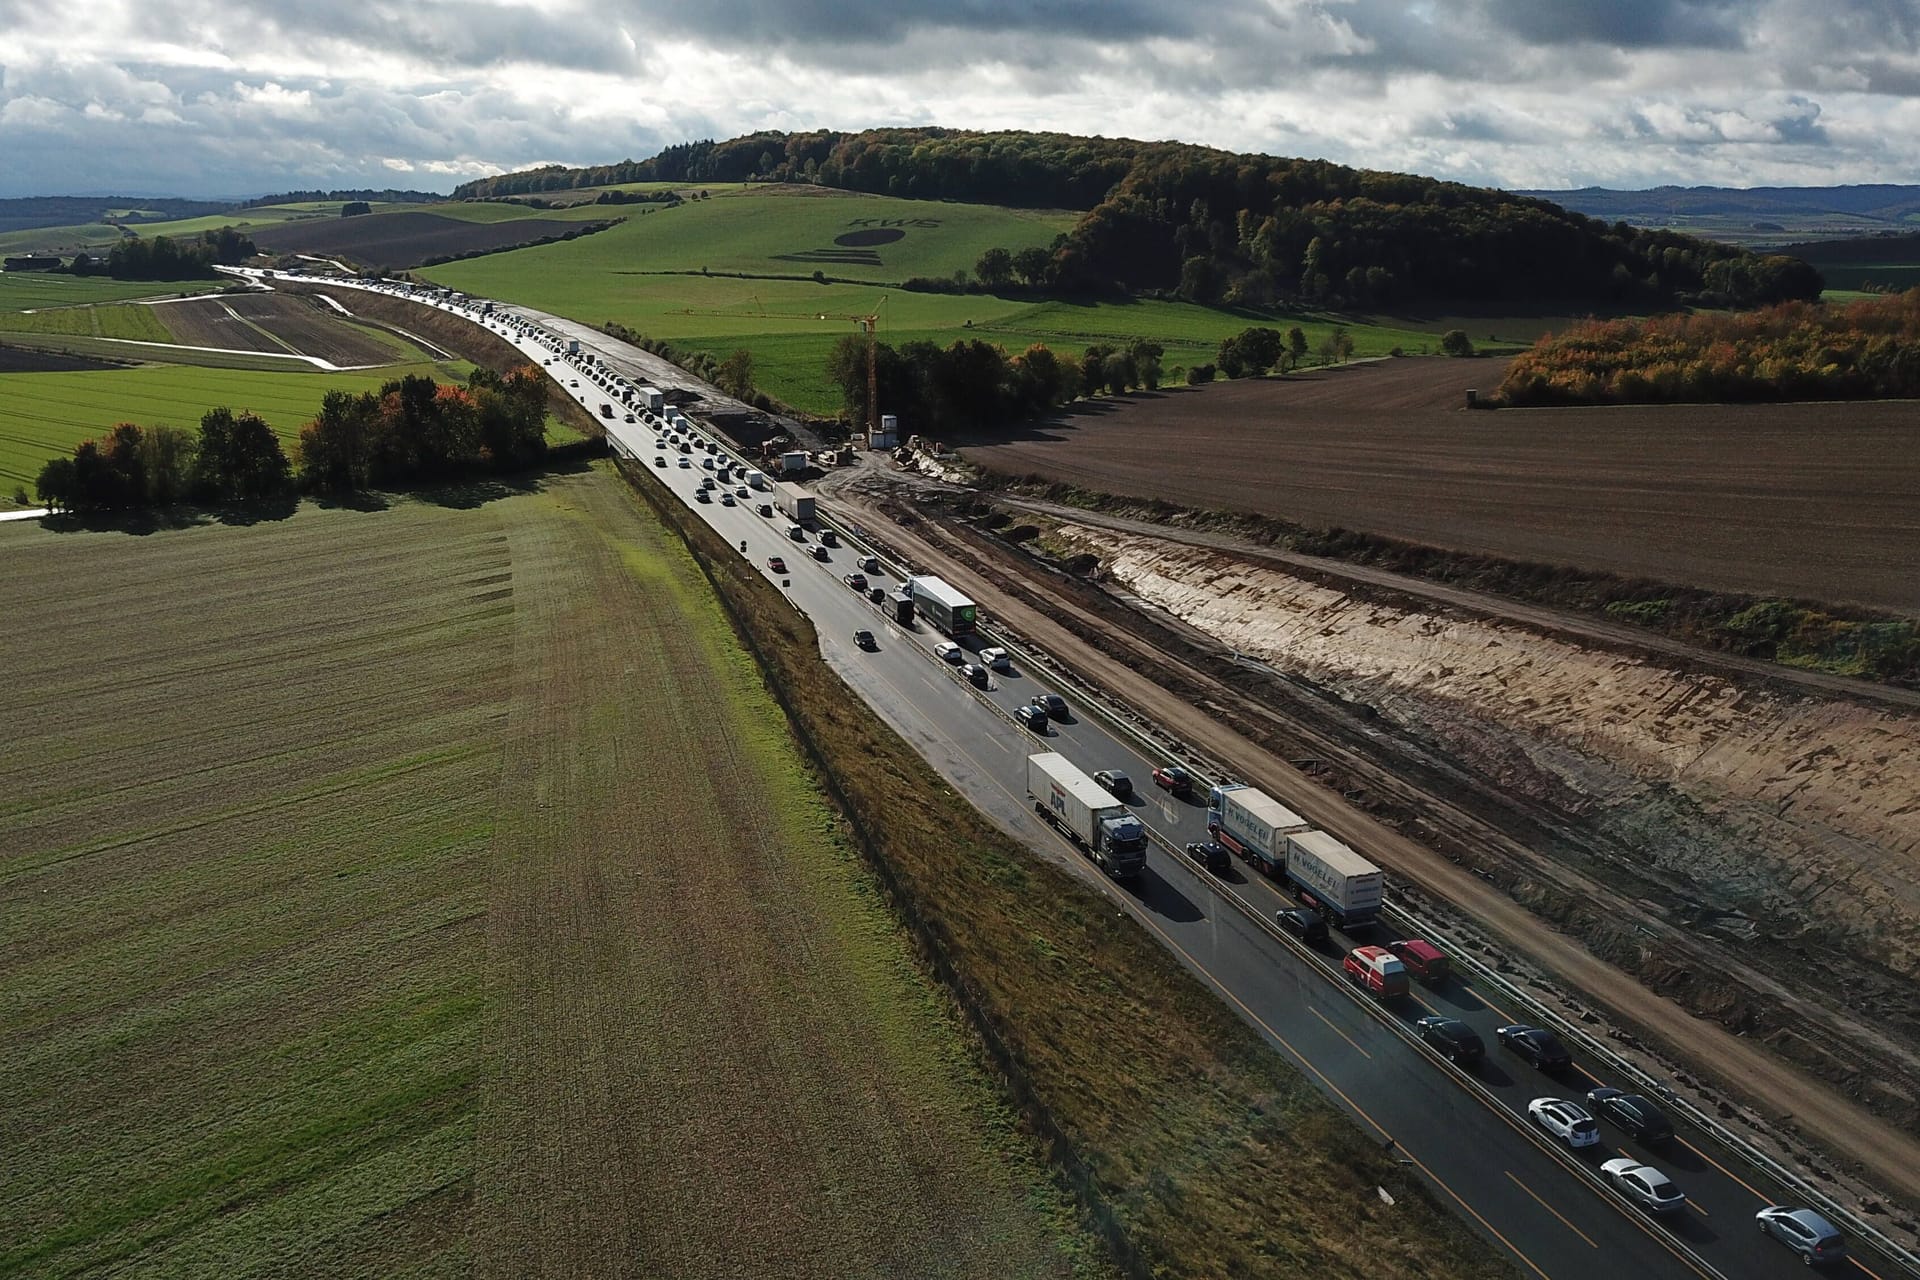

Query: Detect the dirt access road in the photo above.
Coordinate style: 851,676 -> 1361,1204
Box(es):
957,359 -> 1920,615
822,465 -> 1920,1219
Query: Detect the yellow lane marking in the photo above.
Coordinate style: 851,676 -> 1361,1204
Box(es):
1676,1136 -> 1770,1204
1505,1170 -> 1600,1248
1309,1005 -> 1372,1059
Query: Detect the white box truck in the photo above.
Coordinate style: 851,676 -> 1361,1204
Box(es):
639,386 -> 666,414
1207,783 -> 1311,878
775,481 -> 815,524
1283,829 -> 1383,928
1027,753 -> 1147,880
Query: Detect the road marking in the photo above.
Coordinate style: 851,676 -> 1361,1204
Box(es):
1675,1136 -> 1770,1204
1505,1170 -> 1599,1248
1308,1005 -> 1372,1058
1687,1199 -> 1709,1218
1125,912 -> 1555,1280
1848,1256 -> 1887,1280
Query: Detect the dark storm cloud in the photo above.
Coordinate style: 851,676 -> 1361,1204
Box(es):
1477,0 -> 1749,50
136,0 -> 643,75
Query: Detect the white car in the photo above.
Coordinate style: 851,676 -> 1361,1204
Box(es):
979,647 -> 1011,671
1600,1159 -> 1686,1214
934,642 -> 963,664
1527,1098 -> 1600,1148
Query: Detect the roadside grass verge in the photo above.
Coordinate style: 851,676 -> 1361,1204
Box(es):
626,457 -> 1504,1279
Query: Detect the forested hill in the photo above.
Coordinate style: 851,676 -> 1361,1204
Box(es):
454,128 -> 1820,310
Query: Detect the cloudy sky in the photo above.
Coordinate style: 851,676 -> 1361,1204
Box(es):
2,0 -> 1916,199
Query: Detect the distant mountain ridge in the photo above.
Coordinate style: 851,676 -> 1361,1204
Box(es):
1517,184 -> 1920,228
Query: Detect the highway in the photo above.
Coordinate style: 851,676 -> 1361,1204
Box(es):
229,269 -> 1915,1280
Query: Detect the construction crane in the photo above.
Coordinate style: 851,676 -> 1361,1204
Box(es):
675,296 -> 886,434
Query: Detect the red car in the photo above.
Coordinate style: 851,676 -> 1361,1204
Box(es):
1385,938 -> 1450,984
767,556 -> 787,573
1152,764 -> 1193,796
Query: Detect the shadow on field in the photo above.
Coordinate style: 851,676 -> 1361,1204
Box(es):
38,495 -> 299,536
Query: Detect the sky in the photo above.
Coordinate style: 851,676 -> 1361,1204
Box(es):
1,0 -> 1916,199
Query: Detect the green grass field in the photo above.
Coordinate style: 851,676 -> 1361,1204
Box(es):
0,275 -> 220,311
0,361 -> 472,500
0,469 -> 1099,1277
419,186 -> 1493,414
0,302 -> 176,343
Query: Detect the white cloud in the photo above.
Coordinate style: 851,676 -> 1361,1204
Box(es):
0,0 -> 1913,196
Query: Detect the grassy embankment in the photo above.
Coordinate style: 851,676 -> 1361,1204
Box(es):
421,186 -> 1461,414
0,471 -> 1100,1278
626,456 -> 1503,1278
994,478 -> 1920,688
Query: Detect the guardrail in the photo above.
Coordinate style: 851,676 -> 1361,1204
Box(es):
951,616 -> 1917,1279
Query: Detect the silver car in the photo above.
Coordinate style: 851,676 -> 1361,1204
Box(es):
1756,1206 -> 1846,1267
1600,1158 -> 1685,1214
1527,1097 -> 1599,1148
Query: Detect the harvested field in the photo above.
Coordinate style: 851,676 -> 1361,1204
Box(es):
147,296 -> 285,352
252,211 -> 614,270
0,469 -> 1094,1277
160,294 -> 409,365
959,358 -> 1920,615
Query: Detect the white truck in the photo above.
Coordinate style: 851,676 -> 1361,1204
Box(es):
1027,753 -> 1147,880
639,386 -> 666,414
775,481 -> 815,524
1283,829 -> 1383,928
1207,783 -> 1312,878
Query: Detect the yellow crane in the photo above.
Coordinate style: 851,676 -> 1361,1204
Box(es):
676,296 -> 886,434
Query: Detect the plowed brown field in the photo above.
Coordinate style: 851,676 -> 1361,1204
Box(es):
959,359 -> 1920,614
252,211 -> 586,269
158,294 -> 403,365
0,469 -> 1092,1277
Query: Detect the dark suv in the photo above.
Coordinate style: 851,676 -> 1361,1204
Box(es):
1414,1016 -> 1485,1066
1275,907 -> 1329,947
1586,1088 -> 1674,1143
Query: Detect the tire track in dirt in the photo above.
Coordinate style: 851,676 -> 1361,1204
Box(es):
472,472 -> 1087,1279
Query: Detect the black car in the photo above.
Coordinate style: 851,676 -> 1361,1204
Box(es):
1415,1016 -> 1486,1066
1016,704 -> 1049,731
853,629 -> 876,651
1496,1024 -> 1573,1071
1093,770 -> 1134,800
868,586 -> 887,604
1587,1088 -> 1674,1143
1184,840 -> 1231,874
961,662 -> 989,687
1274,907 -> 1329,946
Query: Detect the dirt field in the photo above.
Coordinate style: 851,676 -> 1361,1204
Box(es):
152,296 -> 287,352
958,358 -> 1920,615
252,211 -> 607,270
0,468 -> 1093,1277
152,294 -> 404,366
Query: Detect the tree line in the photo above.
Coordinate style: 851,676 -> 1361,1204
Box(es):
36,368 -> 551,513
64,228 -> 257,280
454,128 -> 1822,311
825,323 -> 1340,434
1498,288 -> 1920,406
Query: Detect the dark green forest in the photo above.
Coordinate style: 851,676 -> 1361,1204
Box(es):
454,128 -> 1820,310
